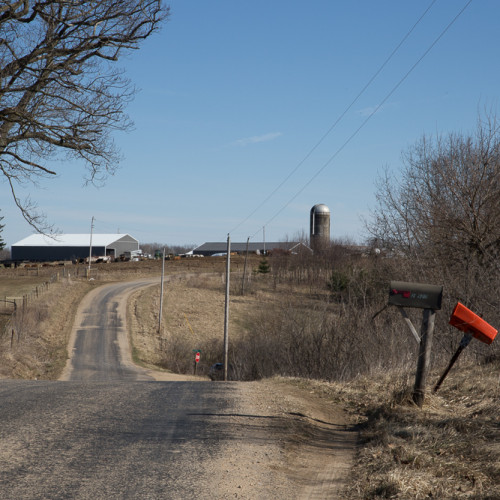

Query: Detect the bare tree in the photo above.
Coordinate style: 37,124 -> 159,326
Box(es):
368,113 -> 500,313
0,0 -> 169,231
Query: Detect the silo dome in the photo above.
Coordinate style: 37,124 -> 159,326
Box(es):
311,204 -> 330,215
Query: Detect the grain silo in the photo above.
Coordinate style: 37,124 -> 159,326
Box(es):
310,204 -> 330,250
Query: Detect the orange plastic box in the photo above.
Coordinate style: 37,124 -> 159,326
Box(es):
449,302 -> 498,345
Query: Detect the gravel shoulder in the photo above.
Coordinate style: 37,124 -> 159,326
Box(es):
125,279 -> 357,498
212,378 -> 358,499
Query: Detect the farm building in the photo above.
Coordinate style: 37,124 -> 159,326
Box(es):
190,241 -> 311,257
11,234 -> 139,262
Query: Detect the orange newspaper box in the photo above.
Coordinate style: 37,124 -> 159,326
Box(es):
434,303 -> 498,392
449,302 -> 498,345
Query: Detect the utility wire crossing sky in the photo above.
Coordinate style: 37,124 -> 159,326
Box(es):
1,0 -> 496,248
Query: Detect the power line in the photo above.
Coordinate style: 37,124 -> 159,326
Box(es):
228,0 -> 438,237
251,0 -> 474,239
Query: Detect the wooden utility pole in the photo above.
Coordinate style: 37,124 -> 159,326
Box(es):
413,308 -> 436,407
158,247 -> 165,334
88,216 -> 94,279
223,234 -> 231,381
241,236 -> 250,295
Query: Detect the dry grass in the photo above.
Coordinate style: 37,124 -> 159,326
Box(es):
282,362 -> 500,499
0,256 -> 253,379
1,258 -> 499,498
128,270 -> 272,375
0,276 -> 95,379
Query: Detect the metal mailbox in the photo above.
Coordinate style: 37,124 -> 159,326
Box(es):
389,281 -> 443,310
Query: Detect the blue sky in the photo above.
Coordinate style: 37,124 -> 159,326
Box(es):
2,0 -> 499,248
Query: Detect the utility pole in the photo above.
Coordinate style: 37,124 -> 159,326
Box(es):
88,216 -> 94,279
158,247 -> 166,334
263,226 -> 266,255
241,236 -> 250,295
223,234 -> 230,381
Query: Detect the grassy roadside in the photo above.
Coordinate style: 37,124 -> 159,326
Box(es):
0,260 -> 164,379
0,275 -> 96,379
285,362 -> 499,499
0,259 -> 228,379
2,260 -> 498,498
127,266 -> 500,498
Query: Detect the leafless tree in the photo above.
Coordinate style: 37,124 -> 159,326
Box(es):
0,0 -> 169,230
368,113 -> 500,316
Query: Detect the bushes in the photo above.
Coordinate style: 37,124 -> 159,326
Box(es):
231,294 -> 418,382
148,241 -> 498,382
226,245 -> 498,382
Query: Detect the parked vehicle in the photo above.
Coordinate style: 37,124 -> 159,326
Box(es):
209,363 -> 235,381
209,363 -> 224,381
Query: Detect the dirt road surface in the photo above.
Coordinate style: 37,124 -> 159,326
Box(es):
0,278 -> 356,499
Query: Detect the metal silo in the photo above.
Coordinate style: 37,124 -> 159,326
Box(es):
310,204 -> 330,250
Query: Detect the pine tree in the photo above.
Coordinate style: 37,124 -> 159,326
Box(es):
258,258 -> 270,274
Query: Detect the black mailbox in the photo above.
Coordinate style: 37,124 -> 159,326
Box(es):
389,281 -> 443,310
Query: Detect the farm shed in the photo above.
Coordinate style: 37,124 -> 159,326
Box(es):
11,234 -> 139,262
190,241 -> 311,257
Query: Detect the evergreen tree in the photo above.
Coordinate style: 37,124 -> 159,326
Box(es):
258,258 -> 270,274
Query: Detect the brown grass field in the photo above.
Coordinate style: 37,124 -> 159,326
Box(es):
0,257 -> 498,498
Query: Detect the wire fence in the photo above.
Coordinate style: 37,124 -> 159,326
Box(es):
1,272 -> 60,345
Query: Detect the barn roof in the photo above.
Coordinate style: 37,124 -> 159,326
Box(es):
191,241 -> 311,254
12,234 -> 137,247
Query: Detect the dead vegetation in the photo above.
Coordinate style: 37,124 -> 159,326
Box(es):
285,361 -> 499,499
0,259 -> 167,379
0,256 -> 243,380
0,275 -> 94,379
127,251 -> 499,498
1,254 -> 498,497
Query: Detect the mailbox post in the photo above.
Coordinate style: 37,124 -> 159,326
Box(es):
388,281 -> 443,407
412,307 -> 436,407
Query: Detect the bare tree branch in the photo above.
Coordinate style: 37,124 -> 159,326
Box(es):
0,0 -> 169,232
367,111 -> 500,310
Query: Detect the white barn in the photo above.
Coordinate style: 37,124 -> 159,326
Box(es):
11,234 -> 139,262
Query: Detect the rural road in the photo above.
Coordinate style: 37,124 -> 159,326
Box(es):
60,278 -> 160,382
0,278 -> 355,499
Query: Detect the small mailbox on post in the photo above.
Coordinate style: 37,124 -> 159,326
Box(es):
389,281 -> 443,310
384,281 -> 444,407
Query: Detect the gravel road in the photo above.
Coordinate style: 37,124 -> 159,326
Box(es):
0,379 -> 303,498
0,279 -> 356,499
60,278 -> 160,382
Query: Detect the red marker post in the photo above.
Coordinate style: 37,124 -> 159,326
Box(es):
193,349 -> 201,375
